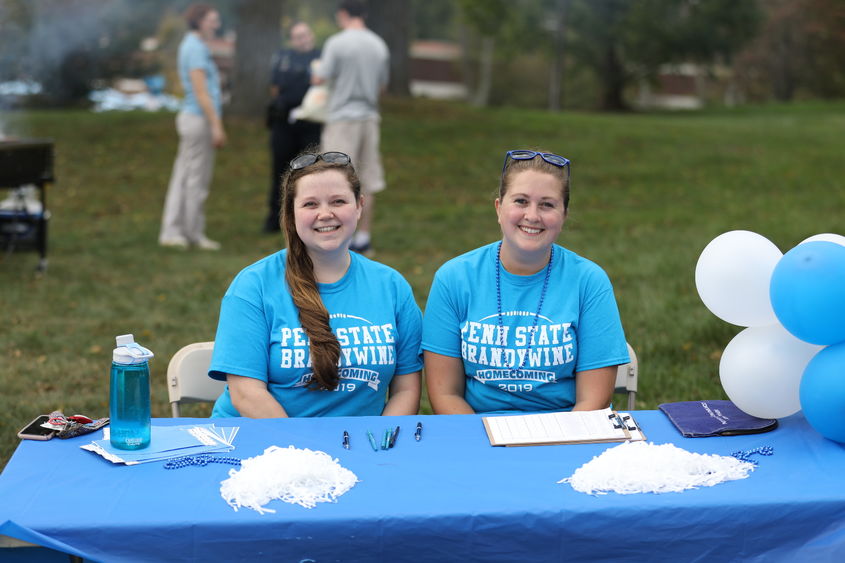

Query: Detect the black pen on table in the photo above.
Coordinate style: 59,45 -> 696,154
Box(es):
388,425 -> 400,449
415,421 -> 423,441
342,430 -> 350,449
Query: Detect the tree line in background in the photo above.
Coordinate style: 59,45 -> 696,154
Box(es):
0,0 -> 843,114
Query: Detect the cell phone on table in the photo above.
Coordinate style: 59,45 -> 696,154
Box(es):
17,415 -> 58,441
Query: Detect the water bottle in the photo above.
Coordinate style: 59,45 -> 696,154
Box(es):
110,334 -> 153,450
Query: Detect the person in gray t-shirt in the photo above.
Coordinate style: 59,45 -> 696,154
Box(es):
313,0 -> 389,255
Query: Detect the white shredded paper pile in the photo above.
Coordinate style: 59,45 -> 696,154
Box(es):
220,445 -> 358,513
559,441 -> 756,495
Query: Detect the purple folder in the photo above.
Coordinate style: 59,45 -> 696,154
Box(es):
658,400 -> 778,438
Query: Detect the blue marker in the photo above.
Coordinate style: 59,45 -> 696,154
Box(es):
366,430 -> 379,451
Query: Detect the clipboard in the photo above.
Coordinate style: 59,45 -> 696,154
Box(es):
482,408 -> 646,447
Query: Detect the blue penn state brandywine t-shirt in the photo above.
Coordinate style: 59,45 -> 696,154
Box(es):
422,242 -> 628,414
209,250 -> 423,417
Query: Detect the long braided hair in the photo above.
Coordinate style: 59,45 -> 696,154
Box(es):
279,156 -> 362,390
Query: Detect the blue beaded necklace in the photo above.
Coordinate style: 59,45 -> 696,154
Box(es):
730,446 -> 774,465
495,241 -> 554,377
163,454 -> 242,469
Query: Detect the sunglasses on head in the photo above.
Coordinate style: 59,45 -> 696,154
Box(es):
289,151 -> 351,170
502,150 -> 570,176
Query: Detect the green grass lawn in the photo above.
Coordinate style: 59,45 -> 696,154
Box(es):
2,98 -> 844,469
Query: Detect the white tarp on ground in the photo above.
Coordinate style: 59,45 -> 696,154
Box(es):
0,80 -> 43,96
88,88 -> 181,112
0,80 -> 181,112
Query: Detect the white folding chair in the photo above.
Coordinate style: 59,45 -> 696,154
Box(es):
166,341 -> 226,417
614,343 -> 639,411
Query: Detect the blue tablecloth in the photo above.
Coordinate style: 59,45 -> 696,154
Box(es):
1,411 -> 845,562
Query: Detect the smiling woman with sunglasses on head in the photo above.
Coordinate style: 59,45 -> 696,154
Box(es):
422,150 -> 629,415
207,150 -> 422,418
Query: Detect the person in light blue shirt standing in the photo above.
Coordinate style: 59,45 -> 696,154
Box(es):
159,2 -> 225,251
208,150 -> 422,418
422,150 -> 629,415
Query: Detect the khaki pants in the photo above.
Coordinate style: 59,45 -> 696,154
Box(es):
159,112 -> 215,243
321,119 -> 385,194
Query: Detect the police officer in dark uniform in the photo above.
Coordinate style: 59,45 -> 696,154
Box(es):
264,22 -> 322,232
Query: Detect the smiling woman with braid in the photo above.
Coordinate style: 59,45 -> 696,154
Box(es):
208,150 -> 422,417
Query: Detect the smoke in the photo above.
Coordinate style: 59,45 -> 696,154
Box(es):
0,1 -> 28,134
25,0 -> 122,102
3,0 -> 137,134
1,0 -> 170,105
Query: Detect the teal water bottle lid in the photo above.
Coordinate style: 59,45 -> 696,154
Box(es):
113,334 -> 155,364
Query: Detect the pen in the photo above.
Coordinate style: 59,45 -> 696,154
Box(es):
609,413 -> 624,430
366,430 -> 379,451
388,425 -> 400,449
342,430 -> 350,450
415,422 -> 422,441
382,428 -> 391,450
622,414 -> 640,432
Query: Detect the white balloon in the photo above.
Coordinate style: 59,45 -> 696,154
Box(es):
799,233 -> 845,248
695,230 -> 782,327
719,324 -> 823,419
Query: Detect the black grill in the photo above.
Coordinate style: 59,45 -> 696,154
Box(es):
0,138 -> 55,271
0,139 -> 54,186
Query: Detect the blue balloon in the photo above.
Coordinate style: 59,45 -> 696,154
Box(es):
770,241 -> 845,345
800,343 -> 845,443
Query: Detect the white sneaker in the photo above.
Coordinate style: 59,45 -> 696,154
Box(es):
194,237 -> 221,251
159,236 -> 189,249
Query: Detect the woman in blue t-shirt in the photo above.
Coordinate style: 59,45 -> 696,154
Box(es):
422,150 -> 629,415
208,151 -> 422,417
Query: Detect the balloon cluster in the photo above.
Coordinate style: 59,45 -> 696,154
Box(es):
695,231 -> 845,443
